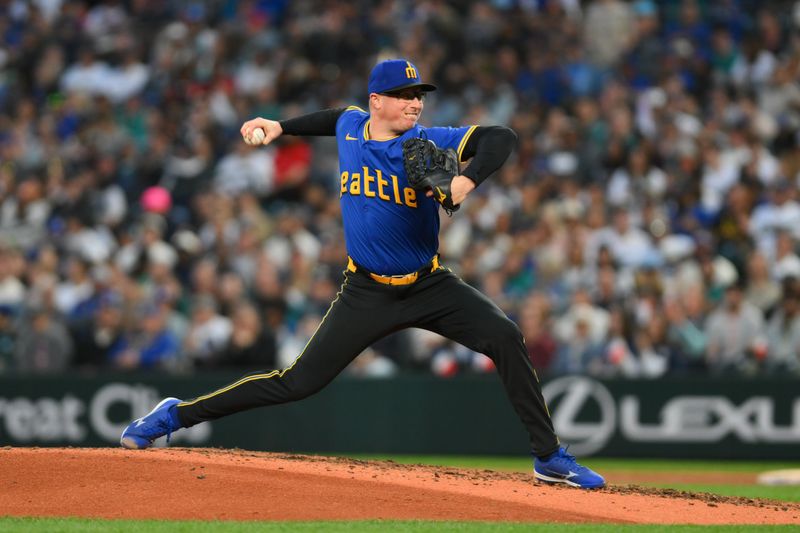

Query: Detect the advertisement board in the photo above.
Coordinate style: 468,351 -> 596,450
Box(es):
0,374 -> 797,458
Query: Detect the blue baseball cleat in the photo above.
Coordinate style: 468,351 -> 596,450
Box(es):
120,397 -> 183,449
533,447 -> 606,489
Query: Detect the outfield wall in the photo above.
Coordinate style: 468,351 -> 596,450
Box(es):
0,374 -> 797,458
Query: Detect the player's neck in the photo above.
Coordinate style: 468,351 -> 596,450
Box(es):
368,119 -> 405,141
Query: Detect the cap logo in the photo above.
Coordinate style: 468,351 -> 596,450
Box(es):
368,59 -> 435,94
405,61 -> 418,79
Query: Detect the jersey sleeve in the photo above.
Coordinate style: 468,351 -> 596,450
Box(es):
336,106 -> 369,138
422,125 -> 479,162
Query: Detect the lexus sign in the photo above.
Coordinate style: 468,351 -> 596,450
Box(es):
543,376 -> 800,455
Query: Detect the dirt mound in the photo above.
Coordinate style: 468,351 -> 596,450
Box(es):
2,447 -> 799,524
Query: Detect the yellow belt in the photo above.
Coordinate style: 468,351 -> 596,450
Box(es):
347,255 -> 440,286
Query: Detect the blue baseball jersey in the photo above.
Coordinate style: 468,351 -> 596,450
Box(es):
336,106 -> 477,275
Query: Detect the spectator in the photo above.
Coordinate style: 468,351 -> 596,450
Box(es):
555,309 -> 606,375
189,256 -> 220,299
115,213 -> 170,275
763,281 -> 800,375
59,47 -> 110,97
197,300 -> 276,370
700,142 -> 740,217
110,302 -> 181,370
70,291 -> 126,369
772,230 -> 800,282
583,0 -> 635,68
14,306 -> 73,373
0,305 -> 16,372
520,293 -> 558,376
606,147 -> 668,211
0,176 -> 50,249
53,255 -> 94,316
183,295 -> 232,365
588,207 -> 657,269
0,245 -> 26,310
217,271 -> 247,316
744,251 -> 781,315
634,313 -> 671,378
555,288 -> 610,370
588,306 -> 632,376
705,282 -> 765,374
664,296 -> 707,373
213,140 -> 275,197
749,181 -> 800,254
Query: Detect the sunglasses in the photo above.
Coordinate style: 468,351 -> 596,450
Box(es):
381,89 -> 426,101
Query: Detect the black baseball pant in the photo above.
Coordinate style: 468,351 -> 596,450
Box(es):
176,261 -> 560,456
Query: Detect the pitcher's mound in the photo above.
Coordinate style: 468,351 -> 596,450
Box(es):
1,447 -> 799,524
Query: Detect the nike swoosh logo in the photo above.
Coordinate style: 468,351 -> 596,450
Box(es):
436,186 -> 446,203
345,134 -> 358,141
543,468 -> 579,479
134,418 -> 146,428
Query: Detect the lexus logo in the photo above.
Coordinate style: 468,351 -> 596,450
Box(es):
542,376 -> 616,455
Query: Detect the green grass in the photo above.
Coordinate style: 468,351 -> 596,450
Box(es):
620,483 -> 800,502
345,454 -> 800,474
1,518 -> 798,532
345,455 -> 800,502
585,459 -> 800,474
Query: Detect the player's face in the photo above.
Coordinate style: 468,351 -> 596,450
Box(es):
378,88 -> 425,132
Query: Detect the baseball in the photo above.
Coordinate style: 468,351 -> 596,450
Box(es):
250,127 -> 266,145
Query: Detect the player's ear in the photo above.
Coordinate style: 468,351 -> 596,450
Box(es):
369,93 -> 382,110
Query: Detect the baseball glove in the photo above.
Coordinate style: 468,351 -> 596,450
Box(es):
402,137 -> 460,215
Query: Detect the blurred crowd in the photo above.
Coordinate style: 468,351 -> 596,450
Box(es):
2,0 -> 800,378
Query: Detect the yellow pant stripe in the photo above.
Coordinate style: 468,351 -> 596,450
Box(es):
178,273 -> 351,408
